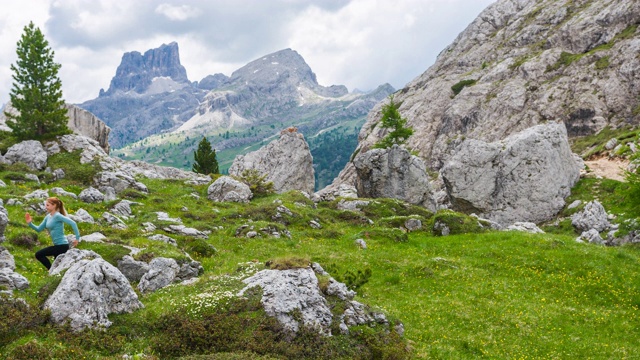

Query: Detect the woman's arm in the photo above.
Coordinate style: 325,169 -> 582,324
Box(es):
27,214 -> 48,232
59,214 -> 81,241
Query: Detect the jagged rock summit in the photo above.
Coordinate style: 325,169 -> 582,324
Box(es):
101,41 -> 189,96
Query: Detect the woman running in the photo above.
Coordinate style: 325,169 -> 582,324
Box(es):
26,197 -> 81,270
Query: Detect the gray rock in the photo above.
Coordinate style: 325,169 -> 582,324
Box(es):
571,200 -> 611,232
141,222 -> 156,233
4,140 -> 47,170
433,221 -> 450,236
0,246 -> 15,270
44,258 -> 143,331
326,278 -> 355,301
311,262 -> 329,276
229,130 -> 315,194
339,300 -> 388,335
309,220 -> 322,229
337,199 -> 370,211
68,208 -> 95,224
355,239 -> 367,249
0,205 -> 8,243
405,218 -> 422,231
577,229 -> 605,245
441,123 -> 580,225
94,171 -> 148,194
156,211 -> 182,223
50,187 -> 78,199
604,138 -> 618,150
24,189 -> 49,200
353,145 -> 436,210
138,257 -> 180,293
147,234 -> 177,246
112,200 -> 135,217
238,267 -> 333,335
52,168 -> 66,181
567,200 -> 582,210
117,255 -> 150,283
103,186 -> 117,202
101,212 -> 127,229
79,187 -> 105,203
0,267 -> 29,290
81,232 -> 107,243
505,222 -> 545,234
25,174 -> 40,183
207,176 -> 253,203
163,225 -> 207,238
0,179 -> 6,187
49,248 -> 102,275
176,260 -> 204,282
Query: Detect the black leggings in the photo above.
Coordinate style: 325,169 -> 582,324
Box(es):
35,244 -> 70,270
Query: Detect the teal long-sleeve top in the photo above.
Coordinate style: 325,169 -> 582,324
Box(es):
29,212 -> 81,245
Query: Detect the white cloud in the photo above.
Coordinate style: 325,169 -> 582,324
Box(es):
155,4 -> 202,21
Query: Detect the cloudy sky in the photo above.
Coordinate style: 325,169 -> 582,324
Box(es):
0,0 -> 495,105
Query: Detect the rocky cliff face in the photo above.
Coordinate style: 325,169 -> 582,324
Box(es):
353,0 -> 640,171
0,103 -> 111,153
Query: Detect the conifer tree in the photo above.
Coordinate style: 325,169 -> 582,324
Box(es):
192,136 -> 219,175
5,22 -> 70,140
373,95 -> 414,149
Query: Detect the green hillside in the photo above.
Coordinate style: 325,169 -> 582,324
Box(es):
1,144 -> 639,359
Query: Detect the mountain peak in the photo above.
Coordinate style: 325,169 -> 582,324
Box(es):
101,42 -> 189,96
229,48 -> 318,87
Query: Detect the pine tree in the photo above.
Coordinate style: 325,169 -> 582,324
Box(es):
373,95 -> 414,149
192,137 -> 219,175
5,22 -> 70,140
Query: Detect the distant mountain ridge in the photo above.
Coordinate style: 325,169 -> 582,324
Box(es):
80,43 -> 394,189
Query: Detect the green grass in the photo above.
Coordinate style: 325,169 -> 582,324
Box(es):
1,168 -> 640,359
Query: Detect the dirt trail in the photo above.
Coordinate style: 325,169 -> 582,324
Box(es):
583,157 -> 629,181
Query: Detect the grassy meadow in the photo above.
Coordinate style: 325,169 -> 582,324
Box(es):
0,146 -> 639,359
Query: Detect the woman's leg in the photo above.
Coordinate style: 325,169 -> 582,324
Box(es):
35,244 -> 70,270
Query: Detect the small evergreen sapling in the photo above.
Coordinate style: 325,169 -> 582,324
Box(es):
5,22 -> 70,140
373,95 -> 414,149
192,137 -> 219,175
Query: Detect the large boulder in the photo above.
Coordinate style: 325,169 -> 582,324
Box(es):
441,122 -> 580,225
44,258 -> 143,331
237,267 -> 333,335
4,140 -> 48,170
117,255 -> 150,283
137,257 -> 180,293
207,176 -> 252,203
49,248 -> 102,275
229,130 -> 315,194
353,144 -> 436,210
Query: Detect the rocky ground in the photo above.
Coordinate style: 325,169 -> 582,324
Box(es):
583,157 -> 629,181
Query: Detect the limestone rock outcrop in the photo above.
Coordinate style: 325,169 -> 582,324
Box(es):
353,145 -> 436,210
44,257 -> 143,331
4,140 -> 48,170
229,130 -> 315,194
352,0 -> 640,171
207,176 -> 253,203
0,103 -> 111,153
238,267 -> 333,335
441,122 -> 580,225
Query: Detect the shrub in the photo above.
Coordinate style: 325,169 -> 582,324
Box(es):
324,264 -> 372,291
9,232 -> 39,249
236,169 -> 274,198
47,150 -> 99,185
451,79 -> 477,96
0,294 -> 50,347
265,256 -> 310,270
430,210 -> 485,236
186,238 -> 218,258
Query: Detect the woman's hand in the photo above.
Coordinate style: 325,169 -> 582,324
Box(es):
25,213 -> 32,224
72,240 -> 79,248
